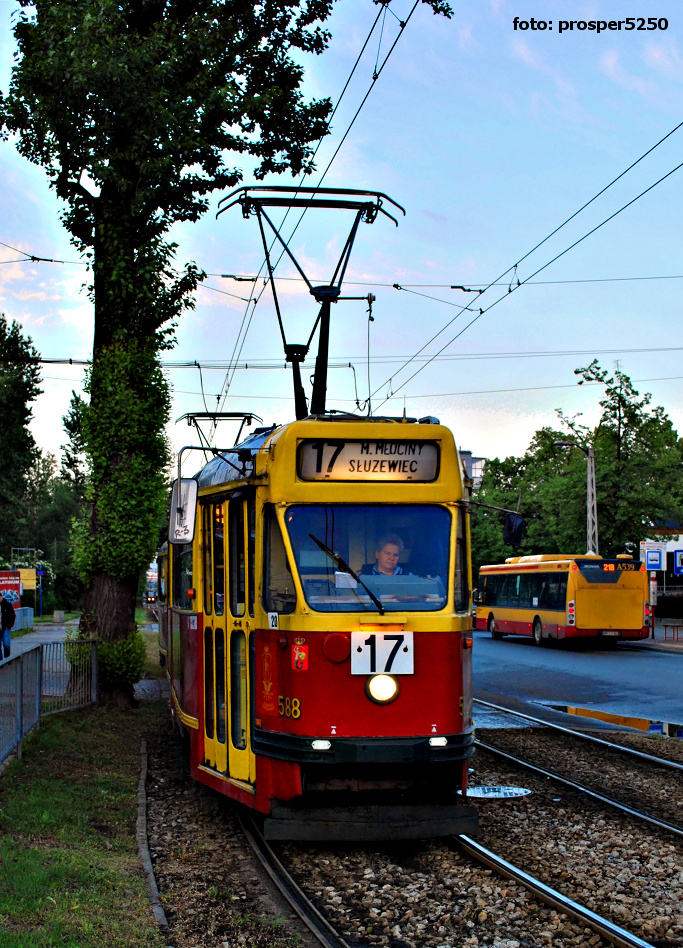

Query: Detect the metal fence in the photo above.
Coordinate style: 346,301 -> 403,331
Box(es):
14,608 -> 34,631
0,641 -> 98,766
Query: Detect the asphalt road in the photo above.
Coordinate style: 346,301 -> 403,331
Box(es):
472,629 -> 683,725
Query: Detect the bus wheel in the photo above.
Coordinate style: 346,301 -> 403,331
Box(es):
533,618 -> 545,646
489,615 -> 503,640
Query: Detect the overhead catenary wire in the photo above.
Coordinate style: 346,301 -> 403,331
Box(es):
373,153 -> 683,410
366,119 -> 683,406
167,373 -> 683,403
20,343 -> 683,369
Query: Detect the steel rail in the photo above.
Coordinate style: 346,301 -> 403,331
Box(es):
474,697 -> 683,772
237,812 -> 356,948
475,739 -> 683,839
455,835 -> 656,948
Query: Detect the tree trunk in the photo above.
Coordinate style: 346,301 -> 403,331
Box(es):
80,572 -> 137,642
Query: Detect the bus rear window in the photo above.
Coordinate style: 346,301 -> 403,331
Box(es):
575,560 -> 640,584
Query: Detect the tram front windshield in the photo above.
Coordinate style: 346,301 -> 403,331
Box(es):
284,505 -> 451,612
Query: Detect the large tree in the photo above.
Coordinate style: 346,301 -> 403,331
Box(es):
471,362 -> 683,574
0,0 -> 374,650
0,314 -> 42,554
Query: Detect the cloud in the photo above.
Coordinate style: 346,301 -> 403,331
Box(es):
599,50 -> 657,98
510,40 -> 588,124
643,42 -> 683,82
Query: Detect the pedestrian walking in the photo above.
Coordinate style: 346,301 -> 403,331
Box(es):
1,593 -> 16,659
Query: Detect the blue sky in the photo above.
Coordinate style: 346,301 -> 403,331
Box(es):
1,0 -> 682,464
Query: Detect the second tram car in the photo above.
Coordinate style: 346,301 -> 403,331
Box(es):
158,413 -> 478,840
474,553 -> 650,645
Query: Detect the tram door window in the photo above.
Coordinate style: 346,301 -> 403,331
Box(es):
202,504 -> 228,772
203,506 -> 213,616
204,628 -> 214,740
215,629 -> 226,744
226,496 -> 254,783
248,499 -> 255,618
213,504 -> 225,616
229,500 -> 246,617
230,631 -> 248,751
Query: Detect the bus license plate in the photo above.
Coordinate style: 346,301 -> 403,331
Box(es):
601,630 -> 619,636
351,631 -> 414,675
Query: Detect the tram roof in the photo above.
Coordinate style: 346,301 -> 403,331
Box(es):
195,414 -> 460,492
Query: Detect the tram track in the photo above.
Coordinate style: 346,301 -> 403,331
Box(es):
238,811 -> 354,948
454,834 -> 656,948
473,698 -> 683,836
146,720 -> 682,947
242,807 -> 653,948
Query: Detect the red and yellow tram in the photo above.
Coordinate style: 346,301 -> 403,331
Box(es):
158,414 -> 478,840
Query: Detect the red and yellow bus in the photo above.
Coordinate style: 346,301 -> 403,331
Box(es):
474,554 -> 650,646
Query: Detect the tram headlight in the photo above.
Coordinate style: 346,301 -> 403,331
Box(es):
365,674 -> 399,704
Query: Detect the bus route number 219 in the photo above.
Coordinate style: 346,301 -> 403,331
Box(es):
350,631 -> 414,675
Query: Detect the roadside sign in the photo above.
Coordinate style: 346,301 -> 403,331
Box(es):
674,550 -> 683,576
645,550 -> 663,571
640,541 -> 667,572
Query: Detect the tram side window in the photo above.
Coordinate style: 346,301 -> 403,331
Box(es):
156,555 -> 167,603
229,500 -> 246,617
213,504 -> 225,616
454,511 -> 469,611
263,505 -> 296,614
172,543 -> 193,609
203,505 -> 213,615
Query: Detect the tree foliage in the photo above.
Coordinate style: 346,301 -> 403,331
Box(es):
1,0 -> 452,662
0,314 -> 42,551
471,362 -> 683,575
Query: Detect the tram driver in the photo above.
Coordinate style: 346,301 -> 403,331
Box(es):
363,534 -> 408,576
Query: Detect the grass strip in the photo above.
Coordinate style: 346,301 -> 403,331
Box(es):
0,701 -> 168,948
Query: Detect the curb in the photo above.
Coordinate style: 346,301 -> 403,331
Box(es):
137,739 -> 168,929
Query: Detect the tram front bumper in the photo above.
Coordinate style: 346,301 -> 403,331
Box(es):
253,729 -> 475,764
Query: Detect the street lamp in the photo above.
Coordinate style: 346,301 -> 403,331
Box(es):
553,440 -> 599,556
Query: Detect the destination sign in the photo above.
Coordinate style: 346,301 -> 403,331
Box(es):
298,440 -> 439,482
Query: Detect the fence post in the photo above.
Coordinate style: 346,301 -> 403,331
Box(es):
91,640 -> 98,705
15,654 -> 23,760
38,646 -> 43,724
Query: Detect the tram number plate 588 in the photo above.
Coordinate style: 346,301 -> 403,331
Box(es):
351,631 -> 414,675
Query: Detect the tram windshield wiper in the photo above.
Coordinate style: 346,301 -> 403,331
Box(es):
308,534 -> 385,615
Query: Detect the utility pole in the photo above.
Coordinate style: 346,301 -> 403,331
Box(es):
585,445 -> 599,555
553,441 -> 599,555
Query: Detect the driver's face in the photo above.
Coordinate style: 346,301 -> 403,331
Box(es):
375,543 -> 400,575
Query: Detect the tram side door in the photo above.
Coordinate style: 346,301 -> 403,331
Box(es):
226,495 -> 256,784
202,502 -> 228,773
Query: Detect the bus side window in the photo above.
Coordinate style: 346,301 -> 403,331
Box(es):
263,505 -> 296,614
518,573 -> 532,608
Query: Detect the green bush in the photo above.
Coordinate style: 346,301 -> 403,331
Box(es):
98,630 -> 147,691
